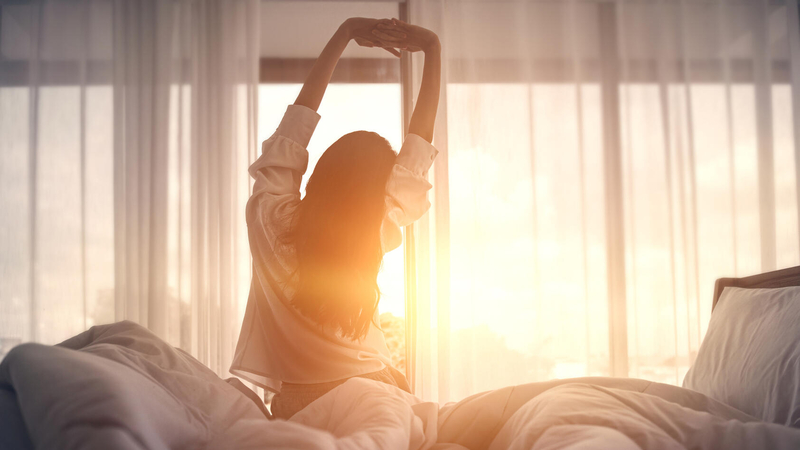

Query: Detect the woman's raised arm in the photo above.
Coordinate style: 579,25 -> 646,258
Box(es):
374,20 -> 441,143
294,18 -> 404,112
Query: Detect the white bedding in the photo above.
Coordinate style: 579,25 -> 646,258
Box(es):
684,286 -> 800,426
489,383 -> 800,450
2,321 -> 799,450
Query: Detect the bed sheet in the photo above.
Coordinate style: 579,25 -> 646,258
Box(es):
2,321 -> 799,450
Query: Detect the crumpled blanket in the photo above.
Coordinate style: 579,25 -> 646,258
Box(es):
487,383 -> 800,450
2,321 -> 799,450
0,321 -> 439,450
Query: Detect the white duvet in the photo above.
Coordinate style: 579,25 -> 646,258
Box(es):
1,321 -> 799,450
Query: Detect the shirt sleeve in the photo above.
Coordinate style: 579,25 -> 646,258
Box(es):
381,133 -> 439,252
246,104 -> 320,248
249,104 -> 320,198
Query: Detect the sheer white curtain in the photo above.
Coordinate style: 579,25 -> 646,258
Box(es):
407,0 -> 800,403
0,0 -> 259,377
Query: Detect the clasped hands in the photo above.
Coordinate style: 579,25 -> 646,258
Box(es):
342,18 -> 440,57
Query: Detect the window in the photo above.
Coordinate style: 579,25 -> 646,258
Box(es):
411,0 -> 799,401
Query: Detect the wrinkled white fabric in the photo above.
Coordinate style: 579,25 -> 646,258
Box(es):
489,383 -> 800,450
683,286 -> 800,427
231,104 -> 437,393
0,321 -> 439,450
3,323 -> 800,450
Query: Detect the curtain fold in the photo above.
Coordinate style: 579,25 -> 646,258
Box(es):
408,0 -> 800,403
0,0 -> 259,378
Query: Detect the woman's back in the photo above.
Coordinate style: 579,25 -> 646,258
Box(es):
229,104 -> 437,395
230,17 -> 441,418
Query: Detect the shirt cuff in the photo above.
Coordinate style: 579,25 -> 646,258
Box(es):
274,104 -> 321,148
395,133 -> 439,177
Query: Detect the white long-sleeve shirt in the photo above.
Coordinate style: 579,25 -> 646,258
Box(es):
230,104 -> 437,393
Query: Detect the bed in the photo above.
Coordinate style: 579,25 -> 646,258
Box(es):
712,264 -> 800,309
2,267 -> 800,449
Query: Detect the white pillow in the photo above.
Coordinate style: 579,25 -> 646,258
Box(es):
683,286 -> 800,427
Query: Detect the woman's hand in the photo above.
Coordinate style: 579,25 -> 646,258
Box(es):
373,19 -> 440,54
342,18 -> 406,57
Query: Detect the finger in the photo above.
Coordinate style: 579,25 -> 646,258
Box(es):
376,28 -> 408,40
375,24 -> 402,34
387,19 -> 411,32
389,41 -> 421,52
376,28 -> 406,39
376,25 -> 407,37
371,29 -> 404,42
375,40 -> 402,50
376,22 -> 403,30
354,37 -> 376,47
383,47 -> 401,58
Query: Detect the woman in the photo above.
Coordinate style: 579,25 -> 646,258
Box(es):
230,17 -> 441,420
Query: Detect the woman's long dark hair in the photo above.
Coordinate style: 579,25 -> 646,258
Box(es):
287,131 -> 397,340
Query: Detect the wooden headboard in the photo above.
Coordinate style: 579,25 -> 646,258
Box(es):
713,265 -> 800,311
